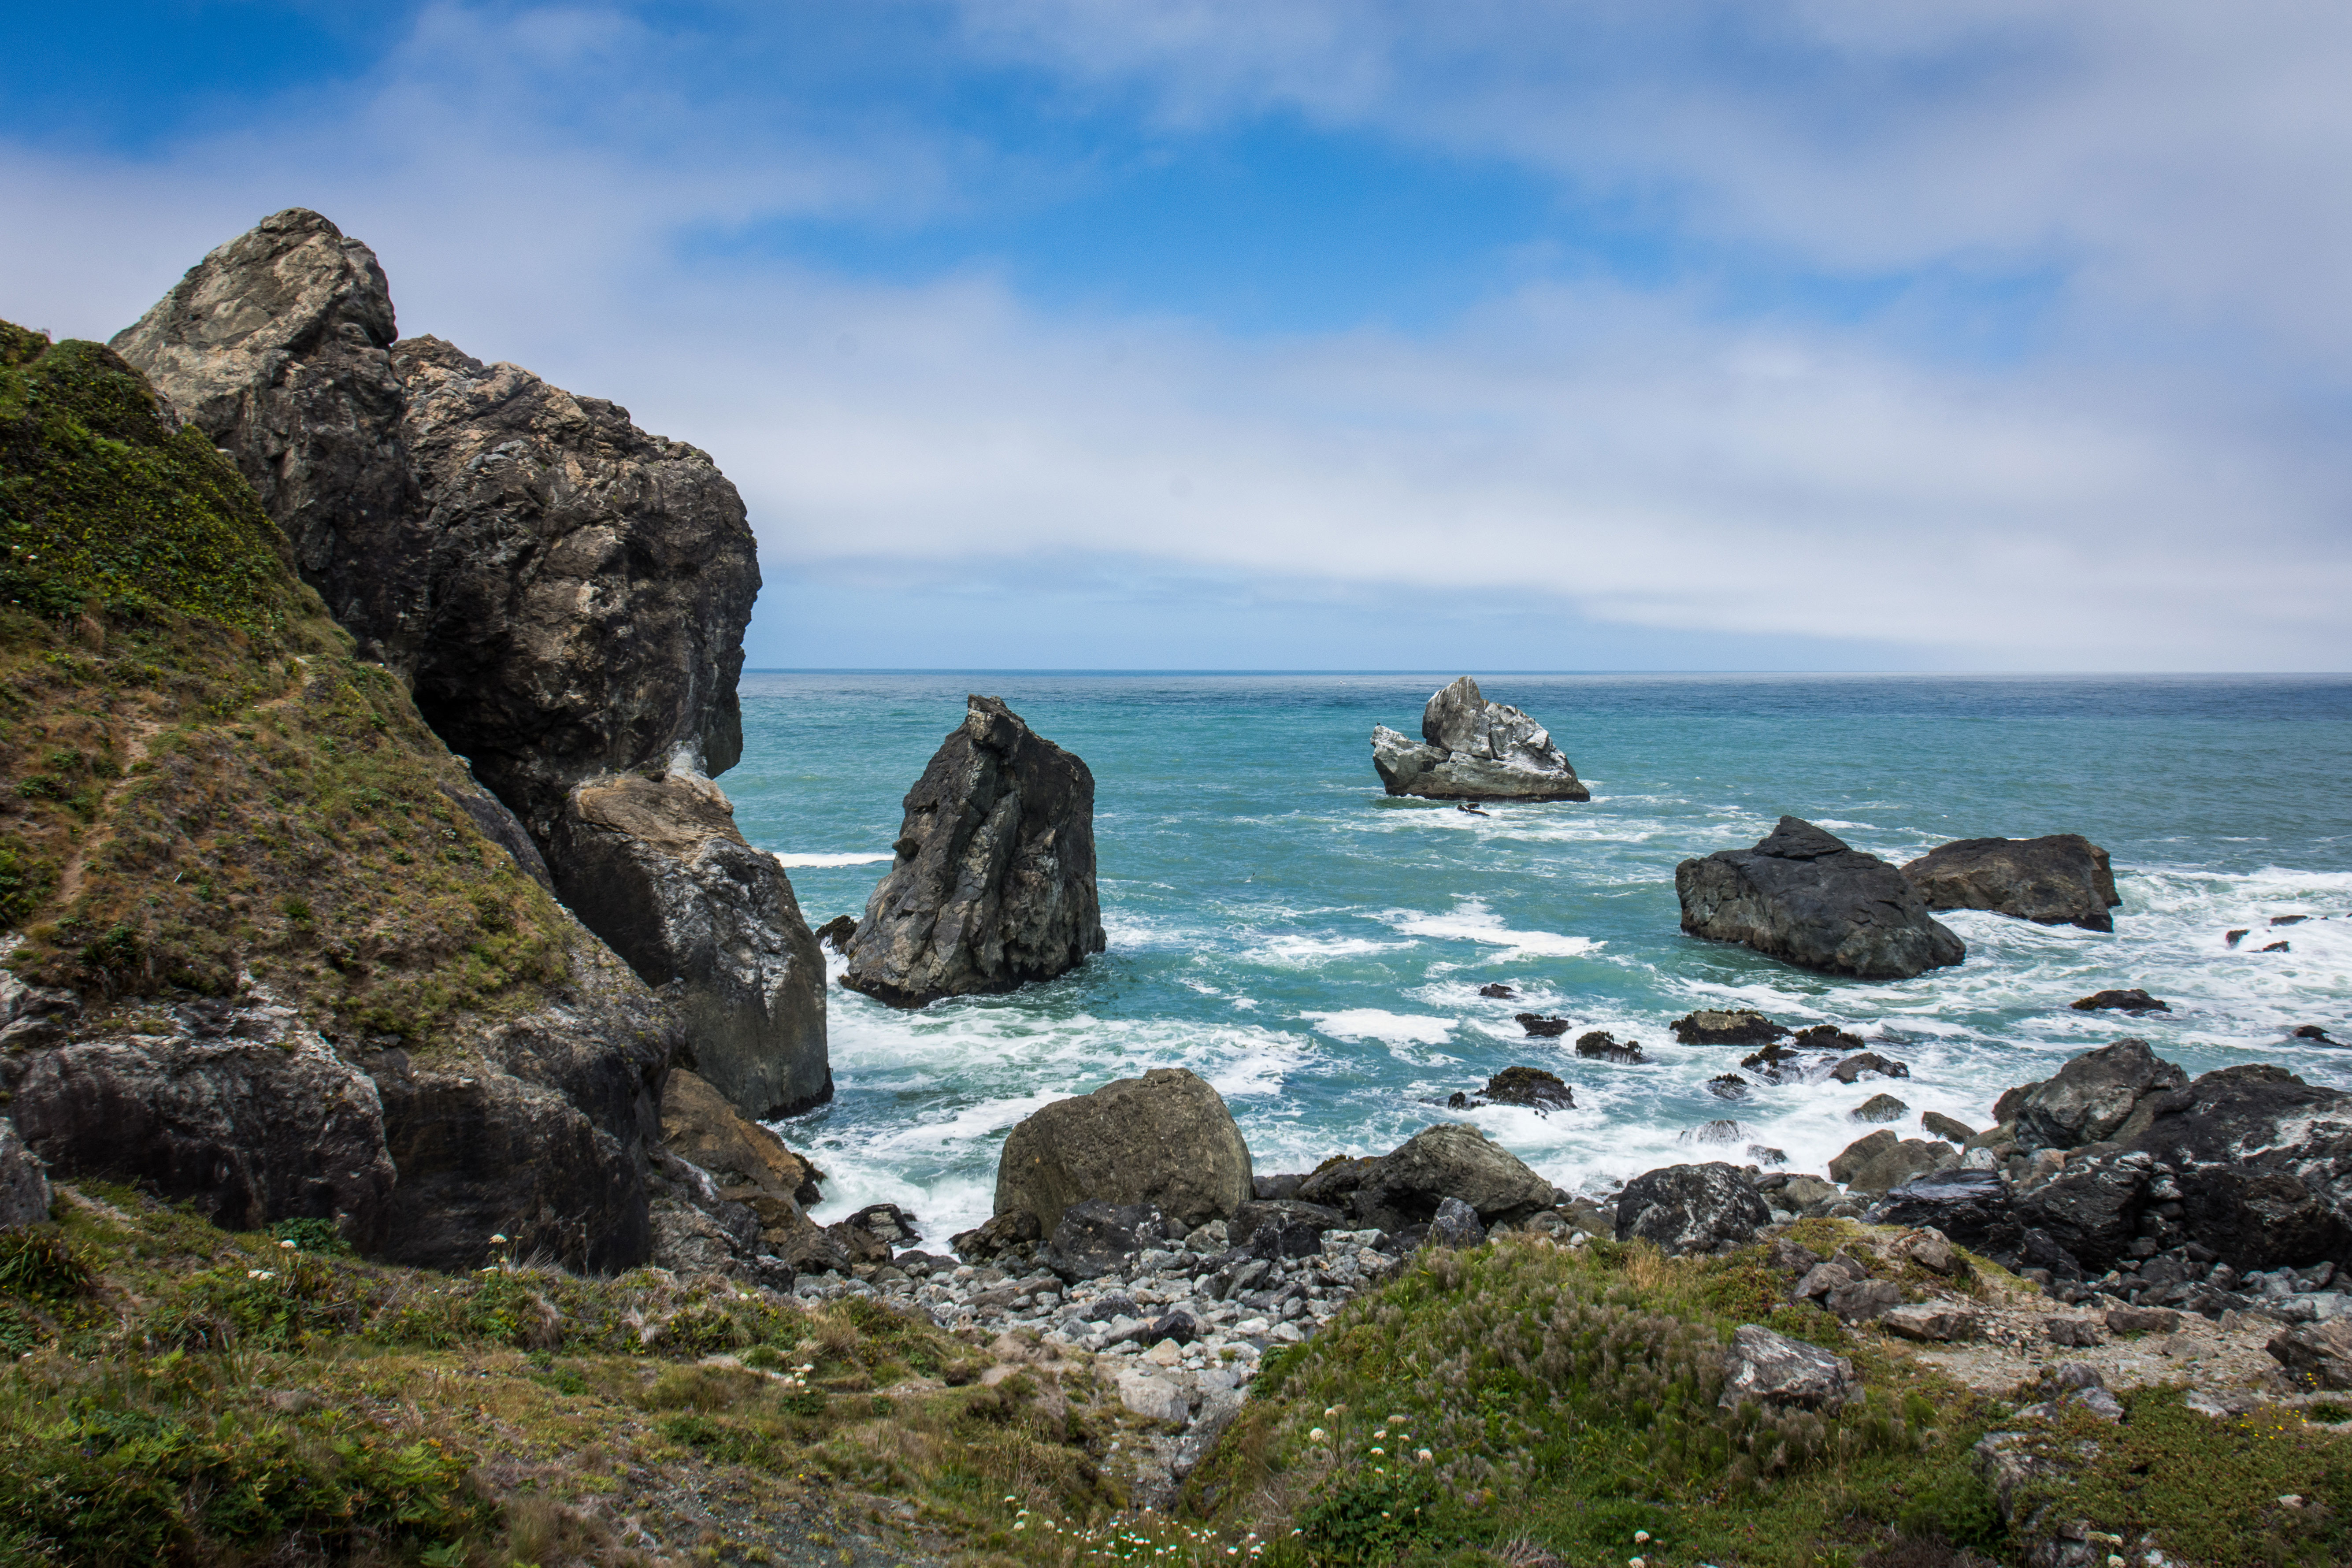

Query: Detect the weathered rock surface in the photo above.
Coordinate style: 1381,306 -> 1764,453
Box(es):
1718,1324 -> 1859,1412
1615,1162 -> 1770,1255
1675,817 -> 1966,979
994,1068 -> 1250,1237
1830,1051 -> 1909,1084
1369,677 -> 1588,801
2126,1062 -> 2352,1270
655,1067 -> 835,1276
1,1116 -> 54,1226
1575,1030 -> 1646,1062
1851,1093 -> 1910,1123
2012,1038 -> 2187,1154
843,695 -> 1104,1007
550,771 -> 828,1117
1829,1131 -> 1954,1194
1046,1200 -> 1172,1282
1427,1195 -> 1487,1248
1298,1123 -> 1556,1233
1468,1066 -> 1574,1111
2267,1320 -> 2352,1389
1670,1009 -> 1787,1046
1901,834 -> 2123,933
1865,1168 -> 2017,1253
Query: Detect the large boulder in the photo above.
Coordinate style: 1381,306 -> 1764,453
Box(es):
1866,1168 -> 2018,1253
1828,1131 -> 1954,1194
2008,1150 -> 2153,1275
1302,1123 -> 1557,1233
0,1117 -> 54,1226
1369,677 -> 1588,802
1615,1163 -> 1770,1254
2126,1063 -> 2352,1271
994,1068 -> 1250,1236
549,772 -> 828,1117
1900,834 -> 2123,932
2011,1039 -> 2187,1154
843,695 -> 1105,1007
1719,1324 -> 1859,1412
1675,817 -> 1965,979
657,1067 -> 833,1274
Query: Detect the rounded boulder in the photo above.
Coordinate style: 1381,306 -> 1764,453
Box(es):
994,1067 -> 1252,1236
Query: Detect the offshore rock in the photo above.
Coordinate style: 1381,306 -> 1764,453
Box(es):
1,1116 -> 55,1226
1369,677 -> 1588,802
1670,1009 -> 1787,1046
1675,816 -> 1966,979
1575,1030 -> 1646,1063
1615,1162 -> 1770,1255
550,771 -> 828,1117
843,695 -> 1105,1006
1901,834 -> 2123,933
995,1068 -> 1250,1237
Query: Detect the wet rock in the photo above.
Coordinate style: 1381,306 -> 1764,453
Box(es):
1514,1013 -> 1571,1038
0,1117 -> 54,1226
1045,1199 -> 1167,1281
1670,1009 -> 1787,1046
2263,940 -> 2292,953
994,1068 -> 1251,1236
1829,1132 -> 1953,1195
1427,1196 -> 1487,1248
1739,1041 -> 1810,1083
553,771 -> 828,1118
1615,1162 -> 1770,1255
843,696 -> 1105,1006
1718,1323 -> 1859,1412
2293,1025 -> 2339,1045
1480,1066 -> 1574,1110
1680,1119 -> 1751,1147
1675,817 -> 1965,979
813,916 -> 857,953
1900,834 -> 2123,933
1369,677 -> 1588,801
2226,929 -> 2250,947
2268,1320 -> 2352,1388
1747,1145 -> 1789,1168
1479,982 -> 1517,999
1794,1023 -> 1868,1051
1922,1111 -> 1977,1144
949,1210 -> 1040,1263
2070,989 -> 2169,1014
1575,1031 -> 1646,1063
2013,1039 -> 2188,1154
1830,1052 -> 1909,1085
1851,1094 -> 1910,1123
1707,1074 -> 1750,1101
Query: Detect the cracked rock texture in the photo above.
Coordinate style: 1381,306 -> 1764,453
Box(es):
1370,676 -> 1588,801
1676,816 -> 1966,979
1902,833 -> 2123,933
843,695 -> 1105,1007
995,1068 -> 1251,1236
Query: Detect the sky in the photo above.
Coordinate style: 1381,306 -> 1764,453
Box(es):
4,2 -> 2348,671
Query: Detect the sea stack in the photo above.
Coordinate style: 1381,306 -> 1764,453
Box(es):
1676,816 -> 1965,979
842,695 -> 1106,1007
1370,676 -> 1588,801
1901,834 -> 2123,933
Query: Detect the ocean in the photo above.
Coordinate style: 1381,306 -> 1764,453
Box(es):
720,673 -> 2352,1243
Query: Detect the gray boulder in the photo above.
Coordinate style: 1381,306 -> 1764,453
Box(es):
549,771 -> 827,1117
1370,677 -> 1588,802
1718,1324 -> 1859,1412
2012,1039 -> 2188,1154
1339,1123 -> 1558,1233
0,1117 -> 53,1226
1427,1195 -> 1488,1248
1675,817 -> 1965,979
1901,834 -> 2123,933
994,1068 -> 1250,1237
843,695 -> 1105,1006
2127,1062 -> 2352,1271
1046,1199 -> 1168,1281
1851,1094 -> 1910,1123
1615,1162 -> 1770,1254
2267,1320 -> 2352,1389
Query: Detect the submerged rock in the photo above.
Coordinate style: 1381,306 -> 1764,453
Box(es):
1369,677 -> 1588,802
1829,1052 -> 1909,1085
2071,988 -> 2169,1014
1574,1030 -> 1647,1063
843,695 -> 1105,1007
995,1068 -> 1251,1238
1675,817 -> 1965,979
1900,834 -> 2123,933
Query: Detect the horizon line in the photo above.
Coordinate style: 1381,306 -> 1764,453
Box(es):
740,667 -> 2352,678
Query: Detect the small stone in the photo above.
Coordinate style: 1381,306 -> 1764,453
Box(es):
2045,1317 -> 2107,1348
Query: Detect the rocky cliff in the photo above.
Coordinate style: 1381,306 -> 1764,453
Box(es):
111,210 -> 823,1119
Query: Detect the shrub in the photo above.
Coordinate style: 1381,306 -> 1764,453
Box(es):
0,1228 -> 91,1299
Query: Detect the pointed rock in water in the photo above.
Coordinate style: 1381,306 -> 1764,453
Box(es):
1901,833 -> 2123,933
1370,677 -> 1588,802
843,695 -> 1104,1007
1675,817 -> 1966,979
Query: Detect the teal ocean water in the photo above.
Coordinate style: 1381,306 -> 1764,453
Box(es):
723,674 -> 2352,1240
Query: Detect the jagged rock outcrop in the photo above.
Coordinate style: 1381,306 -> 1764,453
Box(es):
1675,817 -> 1966,979
1,1116 -> 54,1226
1615,1163 -> 1771,1254
654,1068 -> 841,1277
843,695 -> 1105,1006
549,772 -> 828,1116
113,209 -> 824,1123
1901,834 -> 2123,933
1369,677 -> 1588,801
1295,1123 -> 1556,1233
2011,1039 -> 2187,1154
995,1069 -> 1250,1237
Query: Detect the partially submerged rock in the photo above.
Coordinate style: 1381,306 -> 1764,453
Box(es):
1851,1093 -> 1910,1123
994,1068 -> 1251,1237
1670,1009 -> 1787,1046
2071,988 -> 2169,1014
1369,677 -> 1588,802
843,695 -> 1105,1007
1829,1051 -> 1909,1084
1675,818 -> 1965,979
1574,1030 -> 1646,1063
1474,1066 -> 1574,1111
1615,1162 -> 1770,1255
1900,834 -> 2123,933
1514,1013 -> 1571,1038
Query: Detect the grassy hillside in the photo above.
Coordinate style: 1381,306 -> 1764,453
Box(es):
0,321 -> 576,1041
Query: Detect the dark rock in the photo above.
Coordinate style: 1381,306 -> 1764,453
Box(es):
1674,817 -> 1966,979
2267,1320 -> 2352,1389
2127,1063 -> 2352,1271
1083,1290 -> 1141,1322
2226,929 -> 2249,947
1478,982 -> 1517,999
1044,1199 -> 1164,1281
2274,915 -> 2311,927
1481,1066 -> 1574,1110
1514,1013 -> 1571,1038
1992,1082 -> 2042,1124
949,1210 -> 1039,1263
1865,1168 -> 2017,1253
1228,1198 -> 1345,1248
1142,1308 -> 1204,1346
1680,1119 -> 1751,1146
1427,1196 -> 1487,1248
1707,1074 -> 1750,1101
842,695 -> 1105,1006
1614,1162 -> 1770,1255
2070,989 -> 2169,1014
1793,1023 -> 1867,1051
1718,1324 -> 1859,1412
1369,677 -> 1588,801
1574,1031 -> 1646,1063
1830,1052 -> 1909,1085
993,1068 -> 1251,1238
2011,1149 -> 2153,1274
893,1250 -> 954,1278
1252,1173 -> 1307,1201
1670,1009 -> 1788,1046
1,1116 -> 54,1226
1248,1220 -> 1325,1262
2293,1025 -> 2338,1044
438,775 -> 556,891
814,916 -> 857,953
1829,1131 -> 1952,1194
1747,1145 -> 1789,1168
1737,1041 -> 1810,1084
658,1068 -> 829,1270
1337,1123 -> 1556,1234
2013,1039 -> 2188,1154
1921,1112 -> 1977,1144
2263,941 -> 2292,953
1900,834 -> 2122,932
552,771 -> 828,1118
1851,1094 -> 1909,1123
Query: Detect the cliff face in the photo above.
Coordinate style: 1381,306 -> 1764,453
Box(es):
111,211 -> 823,1121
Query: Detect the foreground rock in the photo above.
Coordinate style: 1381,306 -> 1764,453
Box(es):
1,1116 -> 54,1225
1369,677 -> 1588,802
842,695 -> 1105,1007
994,1069 -> 1250,1237
1900,834 -> 2123,932
1297,1123 -> 1557,1233
1616,1162 -> 1770,1254
550,772 -> 829,1116
1675,817 -> 1966,979
1719,1324 -> 1859,1412
654,1069 -> 838,1277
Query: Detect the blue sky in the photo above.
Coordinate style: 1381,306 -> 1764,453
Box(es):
5,1 -> 2349,669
